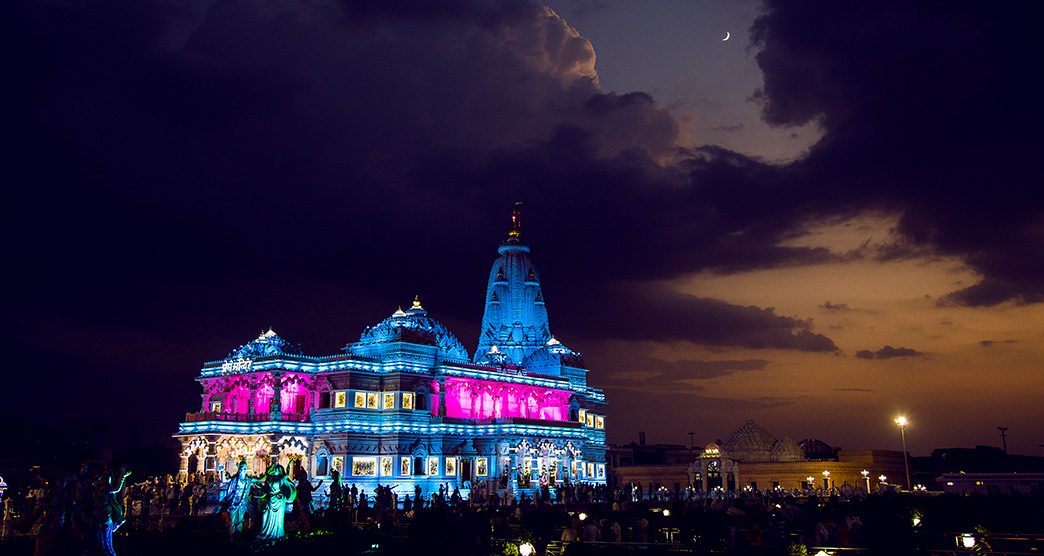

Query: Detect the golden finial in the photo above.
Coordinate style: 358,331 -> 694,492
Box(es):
507,202 -> 522,242
411,294 -> 423,310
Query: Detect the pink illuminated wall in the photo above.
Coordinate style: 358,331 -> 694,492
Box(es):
434,377 -> 570,421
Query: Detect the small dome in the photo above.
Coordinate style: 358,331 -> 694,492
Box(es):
771,437 -> 805,463
520,337 -> 585,372
350,301 -> 469,360
799,438 -> 837,461
722,420 -> 777,463
226,328 -> 302,361
544,336 -> 575,355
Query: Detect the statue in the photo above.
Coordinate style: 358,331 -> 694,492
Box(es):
293,465 -> 323,532
328,469 -> 343,512
217,460 -> 259,538
255,463 -> 296,541
95,468 -> 132,556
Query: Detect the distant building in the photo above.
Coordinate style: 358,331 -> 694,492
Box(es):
611,420 -> 906,494
174,208 -> 607,495
939,473 -> 1044,495
919,445 -> 1044,494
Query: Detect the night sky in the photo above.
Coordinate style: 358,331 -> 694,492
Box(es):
7,0 -> 1044,458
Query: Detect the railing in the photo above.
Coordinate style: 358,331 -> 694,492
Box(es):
182,411 -> 309,423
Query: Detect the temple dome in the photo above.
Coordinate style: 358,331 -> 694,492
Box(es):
771,436 -> 805,463
226,328 -> 302,361
799,438 -> 837,461
722,420 -> 778,463
350,297 -> 469,360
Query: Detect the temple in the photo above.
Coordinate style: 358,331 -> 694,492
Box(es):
174,209 -> 607,497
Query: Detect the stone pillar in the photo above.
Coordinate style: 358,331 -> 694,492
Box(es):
437,378 -> 447,418
508,458 -> 517,497
205,438 -> 218,478
248,379 -> 256,415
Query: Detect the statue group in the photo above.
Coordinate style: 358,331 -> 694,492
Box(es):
217,461 -> 302,543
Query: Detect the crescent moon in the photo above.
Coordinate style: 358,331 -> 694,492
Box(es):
722,31 -> 730,42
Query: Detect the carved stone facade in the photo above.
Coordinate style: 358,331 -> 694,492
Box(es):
610,421 -> 907,494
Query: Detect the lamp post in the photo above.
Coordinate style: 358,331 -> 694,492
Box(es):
806,476 -> 815,491
688,432 -> 695,451
860,469 -> 870,493
822,470 -> 831,490
878,475 -> 887,491
895,416 -> 912,490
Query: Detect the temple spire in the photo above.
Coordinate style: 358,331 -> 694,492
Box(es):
477,205 -> 551,364
507,202 -> 522,243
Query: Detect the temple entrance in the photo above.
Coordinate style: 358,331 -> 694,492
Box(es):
461,460 -> 473,482
707,468 -> 722,490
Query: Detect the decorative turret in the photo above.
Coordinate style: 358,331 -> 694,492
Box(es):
475,205 -> 552,365
225,328 -> 302,362
350,298 -> 469,361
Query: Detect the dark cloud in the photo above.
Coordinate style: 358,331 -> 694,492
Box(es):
752,0 -> 1044,306
566,284 -> 836,352
855,346 -> 924,360
979,339 -> 1018,348
5,0 -> 838,446
7,0 -> 1034,448
820,301 -> 849,312
600,350 -> 770,383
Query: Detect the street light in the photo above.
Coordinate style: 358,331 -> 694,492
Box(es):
894,416 -> 912,490
822,470 -> 831,490
806,476 -> 815,490
519,541 -> 535,556
860,469 -> 870,493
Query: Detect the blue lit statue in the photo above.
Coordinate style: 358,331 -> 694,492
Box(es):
256,463 -> 296,541
218,460 -> 258,538
96,469 -> 132,556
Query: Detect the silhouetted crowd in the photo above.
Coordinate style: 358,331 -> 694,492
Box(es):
7,465 -> 1042,556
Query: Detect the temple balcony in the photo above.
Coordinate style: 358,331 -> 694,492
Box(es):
182,411 -> 310,423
